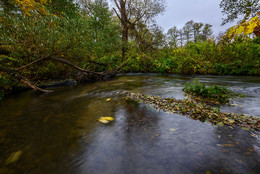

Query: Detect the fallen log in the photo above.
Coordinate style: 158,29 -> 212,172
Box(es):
0,65 -> 52,93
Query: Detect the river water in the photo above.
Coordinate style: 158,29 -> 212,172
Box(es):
0,74 -> 260,174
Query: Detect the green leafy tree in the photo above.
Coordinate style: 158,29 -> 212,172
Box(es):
178,29 -> 184,47
81,0 -> 121,59
183,20 -> 194,43
167,26 -> 179,48
192,22 -> 203,42
112,0 -> 166,58
47,0 -> 79,17
129,22 -> 165,52
201,24 -> 213,41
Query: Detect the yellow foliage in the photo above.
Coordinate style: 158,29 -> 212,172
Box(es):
13,0 -> 50,16
226,15 -> 260,39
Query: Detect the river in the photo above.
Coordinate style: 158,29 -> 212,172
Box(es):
0,74 -> 260,174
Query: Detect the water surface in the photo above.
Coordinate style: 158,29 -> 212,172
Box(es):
0,74 -> 260,174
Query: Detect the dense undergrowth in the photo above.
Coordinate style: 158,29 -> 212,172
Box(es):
113,36 -> 260,75
183,78 -> 233,104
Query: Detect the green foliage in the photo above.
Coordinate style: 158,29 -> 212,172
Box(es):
83,0 -> 121,59
0,73 -> 15,100
0,0 -> 121,77
183,78 -> 232,104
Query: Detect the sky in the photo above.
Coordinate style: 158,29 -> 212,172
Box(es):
156,0 -> 236,36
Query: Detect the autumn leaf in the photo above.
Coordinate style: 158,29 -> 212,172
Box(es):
222,144 -> 234,147
6,150 -> 23,164
98,117 -> 114,124
106,98 -> 111,102
225,15 -> 260,39
169,128 -> 176,132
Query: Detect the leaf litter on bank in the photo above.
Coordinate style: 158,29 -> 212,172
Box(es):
125,92 -> 260,131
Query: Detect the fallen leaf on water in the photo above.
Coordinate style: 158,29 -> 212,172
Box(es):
217,122 -> 224,126
217,144 -> 223,147
206,171 -> 211,174
106,98 -> 111,102
169,128 -> 176,132
6,150 -> 23,164
248,148 -> 254,152
98,117 -> 114,124
242,127 -> 250,131
251,133 -> 258,138
222,144 -> 234,147
235,159 -> 243,163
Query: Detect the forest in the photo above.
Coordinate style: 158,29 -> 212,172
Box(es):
0,0 -> 260,99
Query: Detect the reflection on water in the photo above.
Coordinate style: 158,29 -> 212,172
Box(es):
0,74 -> 260,174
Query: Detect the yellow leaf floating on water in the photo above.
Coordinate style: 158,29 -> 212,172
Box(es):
98,117 -> 114,124
206,171 -> 211,174
106,98 -> 111,102
222,144 -> 234,147
251,133 -> 258,138
6,150 -> 23,164
169,128 -> 176,132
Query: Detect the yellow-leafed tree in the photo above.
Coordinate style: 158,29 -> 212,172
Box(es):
13,0 -> 50,15
226,12 -> 260,39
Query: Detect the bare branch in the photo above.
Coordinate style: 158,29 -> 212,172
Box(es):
114,0 -> 120,11
16,48 -> 70,71
51,57 -> 102,75
113,7 -> 122,21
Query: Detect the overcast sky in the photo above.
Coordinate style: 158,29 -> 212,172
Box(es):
156,0 -> 236,36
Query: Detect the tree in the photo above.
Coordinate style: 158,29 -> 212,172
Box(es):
183,20 -> 194,43
112,0 -> 166,58
220,0 -> 260,25
47,0 -> 79,17
178,29 -> 184,47
225,14 -> 260,39
192,22 -> 203,42
0,0 -> 49,15
80,0 -> 121,58
167,26 -> 179,48
201,24 -> 213,41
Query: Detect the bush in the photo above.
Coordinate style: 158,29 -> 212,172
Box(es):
183,78 -> 232,104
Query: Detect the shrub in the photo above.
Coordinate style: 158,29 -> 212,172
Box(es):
183,78 -> 232,104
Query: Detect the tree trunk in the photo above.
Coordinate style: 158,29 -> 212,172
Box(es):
120,0 -> 128,60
